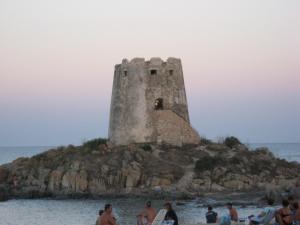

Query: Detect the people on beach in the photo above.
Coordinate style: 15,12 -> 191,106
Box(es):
95,210 -> 104,225
226,203 -> 238,222
164,202 -> 178,225
137,201 -> 157,225
206,205 -> 218,223
276,199 -> 293,225
248,198 -> 276,225
100,204 -> 117,225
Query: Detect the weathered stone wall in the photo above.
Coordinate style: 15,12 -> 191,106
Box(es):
154,110 -> 200,146
108,57 -> 199,146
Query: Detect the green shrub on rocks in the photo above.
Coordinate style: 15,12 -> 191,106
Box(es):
224,136 -> 241,148
195,156 -> 224,172
142,144 -> 152,152
82,138 -> 107,150
201,138 -> 213,145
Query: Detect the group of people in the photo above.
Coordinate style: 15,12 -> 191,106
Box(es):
205,196 -> 300,225
205,203 -> 238,225
94,196 -> 300,225
95,201 -> 178,225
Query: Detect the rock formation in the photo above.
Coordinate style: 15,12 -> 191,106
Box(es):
0,138 -> 299,200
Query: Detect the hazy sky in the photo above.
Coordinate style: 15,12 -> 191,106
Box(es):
0,0 -> 299,146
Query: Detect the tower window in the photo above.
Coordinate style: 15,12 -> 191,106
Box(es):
150,69 -> 157,75
124,70 -> 128,77
169,70 -> 173,75
154,98 -> 163,110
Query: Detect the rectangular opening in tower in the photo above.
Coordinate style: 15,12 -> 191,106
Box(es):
150,69 -> 157,75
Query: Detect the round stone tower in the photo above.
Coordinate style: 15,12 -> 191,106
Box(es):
108,57 -> 200,146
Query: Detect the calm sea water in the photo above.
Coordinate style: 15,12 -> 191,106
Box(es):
0,143 -> 299,225
0,198 -> 273,225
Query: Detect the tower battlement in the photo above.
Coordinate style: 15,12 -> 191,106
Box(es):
108,57 -> 200,146
118,57 -> 181,66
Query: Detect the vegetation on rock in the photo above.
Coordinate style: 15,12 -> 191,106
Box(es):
0,137 -> 299,200
223,136 -> 241,148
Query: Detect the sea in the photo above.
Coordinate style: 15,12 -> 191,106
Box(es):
0,143 -> 299,225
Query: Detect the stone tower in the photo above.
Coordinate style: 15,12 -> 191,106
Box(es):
108,57 -> 200,146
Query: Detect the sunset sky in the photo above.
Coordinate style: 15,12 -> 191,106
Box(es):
0,0 -> 299,146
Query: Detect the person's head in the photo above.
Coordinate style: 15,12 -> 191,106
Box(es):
146,201 -> 151,208
293,202 -> 299,210
104,204 -> 112,213
208,205 -> 213,211
99,210 -> 104,216
267,198 -> 274,206
288,196 -> 294,204
282,199 -> 289,208
226,202 -> 233,209
164,202 -> 173,211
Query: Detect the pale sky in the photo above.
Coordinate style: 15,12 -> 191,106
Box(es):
0,0 -> 299,146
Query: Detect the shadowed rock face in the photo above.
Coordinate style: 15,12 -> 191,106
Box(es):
0,140 -> 300,200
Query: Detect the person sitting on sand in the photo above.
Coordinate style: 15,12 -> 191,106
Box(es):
276,199 -> 293,225
206,205 -> 218,223
96,209 -> 104,225
137,201 -> 156,225
248,198 -> 276,225
226,203 -> 238,222
164,202 -> 178,225
100,204 -> 117,225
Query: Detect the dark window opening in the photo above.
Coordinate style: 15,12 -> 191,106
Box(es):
124,70 -> 128,76
154,98 -> 163,110
169,70 -> 173,75
150,69 -> 157,75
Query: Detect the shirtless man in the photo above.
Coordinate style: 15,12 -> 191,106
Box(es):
227,202 -> 238,222
100,204 -> 117,225
137,201 -> 157,225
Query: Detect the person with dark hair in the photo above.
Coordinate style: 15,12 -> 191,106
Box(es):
292,202 -> 300,225
95,210 -> 104,225
206,205 -> 218,223
137,201 -> 157,225
276,199 -> 293,225
248,198 -> 276,225
100,204 -> 117,225
226,203 -> 238,222
164,202 -> 178,225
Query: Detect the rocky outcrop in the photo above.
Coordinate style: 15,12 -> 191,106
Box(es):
0,139 -> 299,200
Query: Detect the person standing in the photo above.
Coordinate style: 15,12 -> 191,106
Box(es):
100,204 -> 117,225
226,203 -> 238,222
164,202 -> 178,225
206,205 -> 218,223
137,201 -> 157,225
